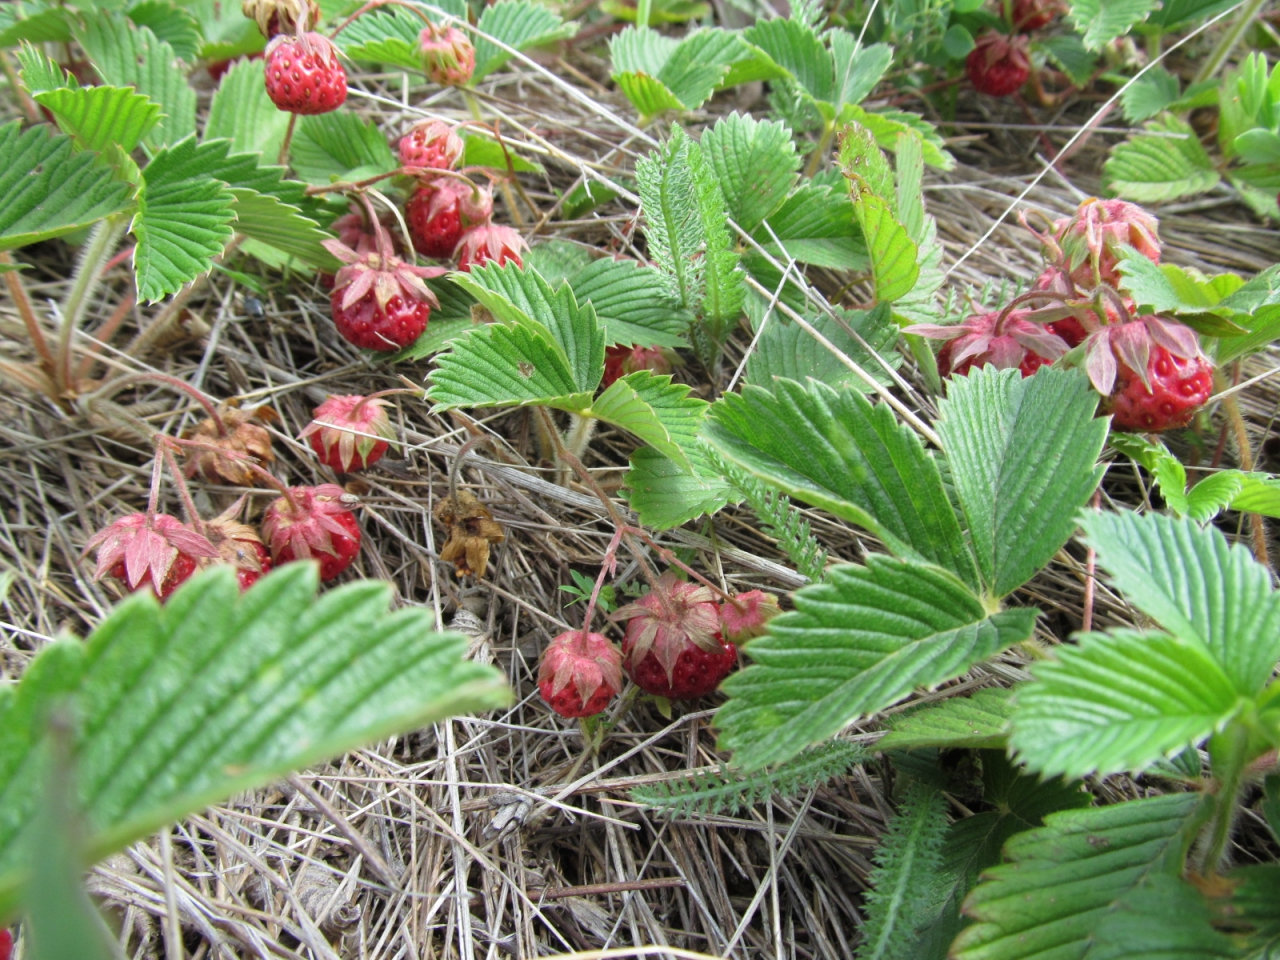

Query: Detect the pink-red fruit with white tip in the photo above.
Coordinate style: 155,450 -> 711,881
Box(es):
262,484 -> 362,581
419,23 -> 475,86
399,120 -> 464,175
614,574 -> 737,700
406,180 -> 493,259
300,395 -> 396,472
455,224 -> 528,271
323,234 -> 445,350
538,630 -> 624,718
87,514 -> 219,600
719,590 -> 781,646
264,32 -> 346,115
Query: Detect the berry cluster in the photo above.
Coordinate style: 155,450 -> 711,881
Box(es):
909,198 -> 1214,433
966,0 -> 1065,97
537,577 -> 780,719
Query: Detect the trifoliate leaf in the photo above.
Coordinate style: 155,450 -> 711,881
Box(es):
0,121 -> 135,252
704,379 -> 981,589
936,367 -> 1107,599
0,564 -> 508,915
716,557 -> 1036,769
1104,115 -> 1221,202
701,112 -> 799,232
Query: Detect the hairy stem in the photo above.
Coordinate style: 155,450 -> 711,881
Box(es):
1201,726 -> 1249,874
57,217 -> 128,393
1,251 -> 55,374
91,373 -> 226,435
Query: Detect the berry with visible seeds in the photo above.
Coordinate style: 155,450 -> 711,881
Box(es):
719,590 -> 781,645
323,230 -> 445,351
1104,344 -> 1214,432
614,574 -> 737,700
455,224 -> 528,271
300,394 -> 396,472
1,928 -> 12,960
419,23 -> 475,86
262,484 -> 362,581
601,344 -> 676,389
907,308 -> 1071,378
399,120 -> 464,176
966,31 -> 1030,97
264,32 -> 346,115
538,630 -> 623,718
87,513 -> 219,600
406,179 -> 493,259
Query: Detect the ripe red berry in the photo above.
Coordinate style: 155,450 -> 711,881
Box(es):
399,120 -> 464,175
1011,0 -> 1062,31
406,180 -> 493,259
300,394 -> 396,472
1104,345 -> 1214,432
1,928 -> 12,960
601,344 -> 676,389
908,309 -> 1071,379
614,574 -> 737,700
719,590 -> 781,645
455,224 -> 528,272
419,22 -> 475,86
322,234 -> 444,351
538,630 -> 624,718
87,513 -> 219,600
203,514 -> 272,591
262,484 -> 362,581
264,32 -> 347,115
966,31 -> 1031,97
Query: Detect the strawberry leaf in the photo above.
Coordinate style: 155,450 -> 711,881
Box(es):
636,127 -> 709,310
1079,511 -> 1280,695
953,794 -> 1215,960
1104,116 -> 1221,203
623,443 -> 738,529
132,136 -> 238,302
205,58 -> 291,161
0,121 -> 135,252
750,182 -> 868,270
126,0 -> 203,63
704,379 -> 982,590
75,11 -> 195,150
841,105 -> 955,170
0,564 -> 509,916
743,18 -> 834,105
879,687 -> 1015,750
715,556 -> 1037,769
566,258 -> 690,348
0,7 -> 73,47
935,367 -> 1107,600
701,112 -> 799,233
830,35 -> 892,113
851,191 -> 918,303
291,111 -> 398,186
228,191 -> 341,270
1068,0 -> 1159,50
745,305 -> 900,392
584,370 -> 707,472
474,0 -> 576,81
334,6 -> 429,71
1230,472 -> 1280,519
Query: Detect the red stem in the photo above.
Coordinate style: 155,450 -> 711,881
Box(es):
159,442 -> 205,526
351,386 -> 422,418
165,436 -> 297,510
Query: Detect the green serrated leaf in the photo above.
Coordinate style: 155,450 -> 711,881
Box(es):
701,112 -> 799,232
229,191 -> 341,270
623,443 -> 738,529
838,121 -> 896,208
743,18 -> 834,104
705,378 -> 981,590
1119,67 -> 1181,123
716,557 -> 1036,770
472,0 -> 576,81
291,111 -> 398,185
75,10 -> 196,150
1011,628 -> 1239,778
34,85 -> 162,155
205,57 -> 290,161
953,793 -> 1210,960
1230,472 -> 1280,519
1105,116 -> 1220,203
427,322 -> 591,411
746,305 -> 900,393
460,133 -> 544,173
585,370 -> 707,471
133,136 -> 238,302
614,71 -> 686,120
334,6 -> 424,71
1080,511 -> 1280,695
127,0 -> 203,63
936,367 -> 1107,599
0,564 -> 508,911
567,258 -> 689,348
688,125 -> 745,330
1038,34 -> 1096,88
752,182 -> 868,270
841,105 -> 955,170
880,688 -> 1015,750
831,36 -> 892,109
1069,0 -> 1158,49
651,31 -> 735,110
1183,471 -> 1244,522
853,192 -> 919,303
637,127 -> 705,310
0,122 -> 135,252
1207,864 -> 1280,958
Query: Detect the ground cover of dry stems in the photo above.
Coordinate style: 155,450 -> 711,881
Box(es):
3,31 -> 1280,960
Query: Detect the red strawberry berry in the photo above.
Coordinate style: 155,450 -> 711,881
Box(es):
264,32 -> 346,115
1104,345 -> 1214,432
601,344 -> 676,389
614,574 -> 737,700
455,224 -> 528,272
966,32 -> 1030,97
300,394 -> 396,472
203,515 -> 272,591
1051,198 -> 1161,291
538,630 -> 624,718
907,308 -> 1071,378
262,484 -> 362,581
399,120 -> 464,175
419,22 -> 475,86
719,590 -> 781,646
406,180 -> 493,259
87,513 -> 219,600
1,928 -> 12,960
323,232 -> 445,351
1011,0 -> 1063,31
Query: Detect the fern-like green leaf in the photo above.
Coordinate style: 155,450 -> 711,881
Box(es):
0,564 -> 509,915
637,127 -> 705,310
857,781 -> 949,960
0,121 -> 134,251
687,123 -> 746,331
717,455 -> 827,582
